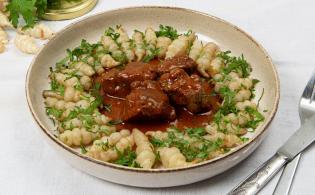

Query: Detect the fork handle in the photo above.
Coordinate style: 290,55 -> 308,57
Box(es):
228,153 -> 288,195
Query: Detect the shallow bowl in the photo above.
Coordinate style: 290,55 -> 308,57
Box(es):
26,6 -> 279,188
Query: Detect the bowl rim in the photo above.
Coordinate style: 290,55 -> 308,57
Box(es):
26,6 -> 280,173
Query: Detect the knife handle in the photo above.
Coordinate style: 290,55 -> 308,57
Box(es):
228,153 -> 289,195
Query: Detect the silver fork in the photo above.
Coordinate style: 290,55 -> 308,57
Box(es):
229,70 -> 315,195
273,71 -> 315,195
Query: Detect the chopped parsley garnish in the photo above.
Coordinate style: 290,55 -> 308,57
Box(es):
79,114 -> 95,129
155,25 -> 179,40
219,86 -> 237,114
65,70 -> 81,80
95,140 -> 109,151
104,27 -> 120,41
107,119 -> 123,126
48,81 -> 104,133
82,98 -> 102,115
211,52 -> 265,133
150,137 -> 165,147
129,39 -> 136,49
64,109 -> 80,121
186,127 -> 207,138
257,88 -> 265,107
46,107 -> 63,119
50,79 -> 65,96
112,51 -> 127,64
74,83 -> 84,92
150,127 -> 224,162
80,144 -> 88,154
245,107 -> 265,129
252,78 -> 260,85
217,51 -> 251,77
142,47 -> 160,63
98,126 -> 112,135
240,137 -> 249,143
52,39 -> 105,73
103,104 -> 112,112
71,39 -> 103,62
114,147 -> 141,168
183,29 -> 193,36
82,83 -> 102,114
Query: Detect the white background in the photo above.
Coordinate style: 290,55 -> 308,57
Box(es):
1,0 -> 315,194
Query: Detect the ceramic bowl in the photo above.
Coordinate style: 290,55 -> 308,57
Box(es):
26,6 -> 280,188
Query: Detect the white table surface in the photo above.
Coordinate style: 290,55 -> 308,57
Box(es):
1,0 -> 315,194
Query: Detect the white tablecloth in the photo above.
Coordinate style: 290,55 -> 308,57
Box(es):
1,0 -> 315,194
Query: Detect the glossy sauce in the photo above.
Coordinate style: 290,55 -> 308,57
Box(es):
102,94 -> 220,133
100,59 -> 221,133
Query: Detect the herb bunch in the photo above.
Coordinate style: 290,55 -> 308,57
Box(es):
6,0 -> 80,28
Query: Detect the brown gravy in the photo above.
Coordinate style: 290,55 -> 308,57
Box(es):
101,90 -> 221,133
99,59 -> 221,133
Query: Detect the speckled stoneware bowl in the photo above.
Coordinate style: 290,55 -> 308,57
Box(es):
26,6 -> 280,188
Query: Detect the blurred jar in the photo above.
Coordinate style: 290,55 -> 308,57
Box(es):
43,0 -> 98,20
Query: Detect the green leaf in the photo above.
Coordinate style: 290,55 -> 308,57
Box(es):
112,51 -> 127,64
186,127 -> 206,138
103,104 -> 112,112
46,107 -> 63,118
74,83 -> 84,92
114,147 -> 141,168
245,107 -> 265,129
257,88 -> 265,107
218,86 -> 237,115
79,114 -> 95,129
98,126 -> 112,135
95,140 -> 109,151
69,39 -> 103,62
64,108 -> 80,121
252,79 -> 260,85
142,47 -> 160,63
81,84 -> 103,115
50,76 -> 65,96
240,137 -> 249,143
35,0 -> 47,17
80,144 -> 88,154
104,27 -> 120,41
155,25 -> 179,40
150,137 -> 166,147
217,51 -> 251,78
107,119 -> 123,126
7,0 -> 41,28
183,29 -> 192,36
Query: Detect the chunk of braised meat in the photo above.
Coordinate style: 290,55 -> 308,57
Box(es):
191,74 -> 219,110
157,55 -> 197,74
122,80 -> 176,121
94,62 -> 158,98
130,80 -> 160,90
94,68 -> 130,97
159,68 -> 213,113
118,61 -> 158,83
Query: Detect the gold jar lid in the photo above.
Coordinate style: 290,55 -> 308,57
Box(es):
42,0 -> 98,21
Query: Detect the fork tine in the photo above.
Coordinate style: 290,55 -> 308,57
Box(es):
301,70 -> 315,102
